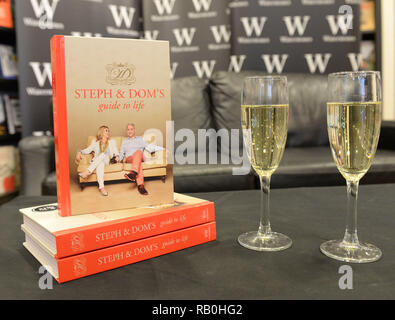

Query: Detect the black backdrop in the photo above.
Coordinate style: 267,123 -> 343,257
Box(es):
15,0 -> 361,136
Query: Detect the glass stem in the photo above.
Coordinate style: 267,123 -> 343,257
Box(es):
258,174 -> 272,236
343,180 -> 360,246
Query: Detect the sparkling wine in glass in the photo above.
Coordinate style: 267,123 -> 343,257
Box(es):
321,71 -> 382,263
238,76 -> 292,251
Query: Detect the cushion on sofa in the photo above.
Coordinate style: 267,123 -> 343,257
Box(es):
171,76 -> 215,152
209,71 -> 329,153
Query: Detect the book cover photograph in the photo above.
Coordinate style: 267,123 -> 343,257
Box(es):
50,36 -> 173,216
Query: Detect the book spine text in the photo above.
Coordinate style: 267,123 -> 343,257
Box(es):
57,222 -> 216,283
55,202 -> 215,258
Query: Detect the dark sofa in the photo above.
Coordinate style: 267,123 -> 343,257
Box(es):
18,71 -> 395,196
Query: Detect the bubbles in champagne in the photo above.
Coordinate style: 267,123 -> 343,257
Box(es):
241,105 -> 289,176
327,102 -> 381,182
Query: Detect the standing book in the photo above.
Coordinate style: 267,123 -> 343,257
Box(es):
23,221 -> 216,283
50,36 -> 173,216
19,193 -> 215,259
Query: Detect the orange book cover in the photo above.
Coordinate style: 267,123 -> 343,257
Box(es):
0,0 -> 13,29
23,221 -> 216,283
50,36 -> 173,216
20,193 -> 215,258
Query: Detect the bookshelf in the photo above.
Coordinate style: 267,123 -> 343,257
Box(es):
0,24 -> 19,146
360,0 -> 382,71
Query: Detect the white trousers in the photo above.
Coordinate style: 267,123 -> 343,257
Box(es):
87,153 -> 109,189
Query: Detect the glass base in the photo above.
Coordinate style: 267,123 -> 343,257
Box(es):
238,231 -> 292,252
320,240 -> 382,263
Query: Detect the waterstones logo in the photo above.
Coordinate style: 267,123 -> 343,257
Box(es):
302,0 -> 335,4
280,16 -> 313,43
188,0 -> 217,19
238,17 -> 270,44
259,0 -> 291,6
170,62 -> 178,79
192,60 -> 216,78
209,25 -> 231,50
228,55 -> 246,73
261,55 -> 288,74
323,15 -> 355,42
107,5 -> 139,37
106,63 -> 136,86
142,30 -> 160,40
305,53 -> 332,73
24,0 -> 64,30
171,28 -> 199,53
70,31 -> 102,38
32,204 -> 58,212
348,53 -> 362,71
27,62 -> 52,96
151,0 -> 179,22
229,1 -> 249,8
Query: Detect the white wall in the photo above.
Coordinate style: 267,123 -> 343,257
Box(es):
381,0 -> 395,120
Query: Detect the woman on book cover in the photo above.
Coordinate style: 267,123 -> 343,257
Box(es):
119,123 -> 164,196
75,125 -> 120,196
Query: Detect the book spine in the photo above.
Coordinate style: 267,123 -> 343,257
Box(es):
57,222 -> 216,283
55,201 -> 215,258
50,36 -> 71,217
0,0 -> 13,29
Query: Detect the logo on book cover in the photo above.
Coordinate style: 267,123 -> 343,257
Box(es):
70,232 -> 85,252
105,63 -> 136,85
73,257 -> 87,277
33,205 -> 58,212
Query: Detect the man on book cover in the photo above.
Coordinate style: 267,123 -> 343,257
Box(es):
120,123 -> 164,195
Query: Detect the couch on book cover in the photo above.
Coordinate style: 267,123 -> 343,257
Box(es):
76,135 -> 167,189
18,71 -> 395,196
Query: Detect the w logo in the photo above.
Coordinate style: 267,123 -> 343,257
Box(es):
348,53 -> 362,71
261,55 -> 288,74
228,55 -> 246,73
108,5 -> 135,28
193,60 -> 216,78
70,32 -> 102,37
29,62 -> 52,87
143,30 -> 160,40
326,15 -> 352,35
240,17 -> 267,37
154,0 -> 176,15
283,16 -> 310,36
30,0 -> 59,20
210,25 -> 231,43
192,0 -> 212,12
304,54 -> 332,74
173,28 -> 196,46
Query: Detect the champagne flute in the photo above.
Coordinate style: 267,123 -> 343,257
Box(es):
238,76 -> 292,251
321,71 -> 382,263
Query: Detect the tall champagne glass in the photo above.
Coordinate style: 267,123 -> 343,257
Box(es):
321,71 -> 382,263
238,76 -> 292,251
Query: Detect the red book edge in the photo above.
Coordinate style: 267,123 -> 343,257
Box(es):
50,35 -> 71,217
0,0 -> 13,29
56,222 -> 216,283
54,201 -> 215,259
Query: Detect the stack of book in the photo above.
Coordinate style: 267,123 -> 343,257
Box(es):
20,36 -> 217,283
20,193 -> 216,283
